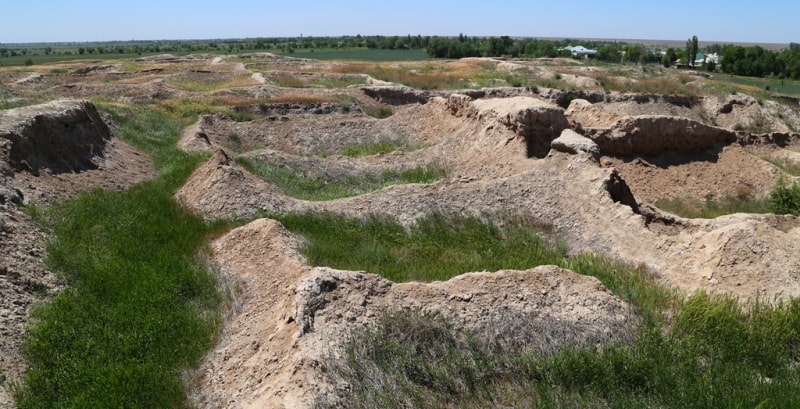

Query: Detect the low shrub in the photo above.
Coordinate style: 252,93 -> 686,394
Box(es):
768,177 -> 800,216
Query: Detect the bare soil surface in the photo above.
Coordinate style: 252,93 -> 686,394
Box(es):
3,54 -> 800,408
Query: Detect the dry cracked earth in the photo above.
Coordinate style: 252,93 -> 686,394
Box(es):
1,53 -> 800,408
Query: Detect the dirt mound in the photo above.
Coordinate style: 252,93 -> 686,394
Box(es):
603,145 -> 781,204
177,91 -> 800,407
177,94 -> 800,304
190,218 -> 634,409
566,98 -> 737,156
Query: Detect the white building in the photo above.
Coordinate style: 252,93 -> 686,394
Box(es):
560,45 -> 598,56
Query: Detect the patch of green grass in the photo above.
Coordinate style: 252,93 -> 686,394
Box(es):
97,102 -> 191,173
277,212 -> 562,282
655,194 -> 769,219
716,74 -> 800,97
228,109 -> 253,122
155,97 -> 226,119
338,140 -> 402,157
299,213 -> 800,409
763,156 -> 800,176
277,212 -> 668,316
280,48 -> 431,62
268,72 -> 367,89
16,183 -> 221,409
237,157 -> 446,201
164,75 -> 256,92
13,101 -> 227,408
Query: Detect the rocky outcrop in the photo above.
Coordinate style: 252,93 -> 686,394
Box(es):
0,99 -> 112,176
551,128 -> 600,157
737,131 -> 800,147
592,115 -> 737,156
564,98 -> 624,133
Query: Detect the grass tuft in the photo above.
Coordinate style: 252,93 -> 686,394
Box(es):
338,140 -> 402,157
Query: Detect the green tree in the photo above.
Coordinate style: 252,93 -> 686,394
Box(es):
662,53 -> 672,68
686,35 -> 698,67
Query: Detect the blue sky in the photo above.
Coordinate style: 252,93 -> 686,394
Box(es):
2,1 -> 796,44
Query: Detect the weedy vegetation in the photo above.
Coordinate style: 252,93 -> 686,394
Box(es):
655,194 -> 770,219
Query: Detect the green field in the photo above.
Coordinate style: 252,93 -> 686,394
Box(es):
715,73 -> 800,97
0,47 -> 431,67
275,48 -> 430,61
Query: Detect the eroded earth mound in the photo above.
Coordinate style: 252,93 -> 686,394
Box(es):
3,54 -> 800,409
191,219 -> 633,408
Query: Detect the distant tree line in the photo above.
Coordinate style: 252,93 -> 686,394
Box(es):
720,43 -> 800,79
0,35 -> 433,59
424,35 -> 664,64
4,35 -> 800,81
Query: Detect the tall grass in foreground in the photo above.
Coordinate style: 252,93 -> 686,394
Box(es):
15,104 -> 225,408
286,213 -> 800,409
237,158 -> 446,201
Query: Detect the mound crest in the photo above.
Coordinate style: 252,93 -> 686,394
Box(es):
191,218 -> 633,409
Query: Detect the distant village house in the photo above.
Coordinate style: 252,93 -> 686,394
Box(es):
559,45 -> 598,57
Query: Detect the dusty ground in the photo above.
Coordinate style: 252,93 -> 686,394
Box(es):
2,53 -> 800,408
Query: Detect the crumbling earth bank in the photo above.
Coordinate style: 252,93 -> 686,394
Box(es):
182,92 -> 800,408
190,219 -> 634,409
